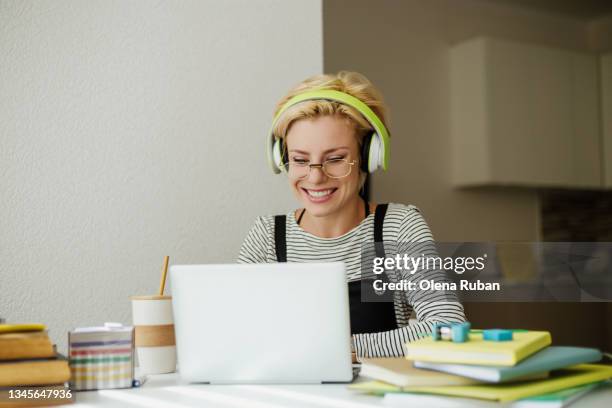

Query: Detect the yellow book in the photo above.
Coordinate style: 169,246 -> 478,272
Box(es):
401,364 -> 612,402
0,331 -> 55,360
349,380 -> 407,394
360,358 -> 480,387
0,357 -> 70,387
350,365 -> 612,402
405,331 -> 551,366
0,324 -> 46,334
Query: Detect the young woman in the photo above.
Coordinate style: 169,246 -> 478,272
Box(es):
238,71 -> 465,359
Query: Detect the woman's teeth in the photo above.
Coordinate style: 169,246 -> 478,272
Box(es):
307,189 -> 334,197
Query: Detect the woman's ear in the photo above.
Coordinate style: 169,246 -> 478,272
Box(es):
359,171 -> 367,190
359,171 -> 370,200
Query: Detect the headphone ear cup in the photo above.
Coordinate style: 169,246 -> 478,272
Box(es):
280,139 -> 287,167
360,132 -> 373,173
272,138 -> 285,171
368,133 -> 383,173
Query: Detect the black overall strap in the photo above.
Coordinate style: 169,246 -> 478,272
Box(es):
296,208 -> 306,225
373,203 -> 388,258
349,202 -> 397,334
274,215 -> 287,263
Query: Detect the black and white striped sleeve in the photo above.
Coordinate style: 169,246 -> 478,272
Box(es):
237,216 -> 273,264
352,208 -> 466,359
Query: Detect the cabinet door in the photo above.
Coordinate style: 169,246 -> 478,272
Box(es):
451,37 -> 602,188
486,39 -> 537,185
571,53 -> 601,188
489,42 -> 574,186
603,53 -> 612,188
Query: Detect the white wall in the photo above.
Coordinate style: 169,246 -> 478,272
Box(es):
0,0 -> 322,353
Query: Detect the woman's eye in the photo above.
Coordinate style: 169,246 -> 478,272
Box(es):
292,158 -> 308,164
327,156 -> 345,161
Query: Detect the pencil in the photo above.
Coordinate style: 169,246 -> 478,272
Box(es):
158,256 -> 170,296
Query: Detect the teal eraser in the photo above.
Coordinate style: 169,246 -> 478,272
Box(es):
483,329 -> 513,341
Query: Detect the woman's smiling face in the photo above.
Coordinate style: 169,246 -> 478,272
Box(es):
285,115 -> 362,218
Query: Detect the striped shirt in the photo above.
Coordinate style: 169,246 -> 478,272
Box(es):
237,202 -> 466,359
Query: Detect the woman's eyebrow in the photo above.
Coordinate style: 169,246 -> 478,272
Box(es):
288,147 -> 350,154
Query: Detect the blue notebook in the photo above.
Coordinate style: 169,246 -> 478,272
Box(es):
414,346 -> 602,383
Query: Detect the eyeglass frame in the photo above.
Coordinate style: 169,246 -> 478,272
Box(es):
281,158 -> 358,179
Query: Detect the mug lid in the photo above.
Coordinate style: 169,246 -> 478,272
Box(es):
130,295 -> 172,300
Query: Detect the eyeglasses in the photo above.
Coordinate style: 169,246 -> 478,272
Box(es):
282,158 -> 357,180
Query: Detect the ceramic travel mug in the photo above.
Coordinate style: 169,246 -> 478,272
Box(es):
131,295 -> 176,375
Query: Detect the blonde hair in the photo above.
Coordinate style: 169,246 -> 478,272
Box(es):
272,71 -> 389,146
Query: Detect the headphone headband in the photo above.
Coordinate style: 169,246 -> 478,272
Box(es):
266,89 -> 390,174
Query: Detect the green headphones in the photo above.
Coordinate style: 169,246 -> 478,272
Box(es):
266,89 -> 390,174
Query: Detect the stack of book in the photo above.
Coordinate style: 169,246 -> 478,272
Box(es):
0,323 -> 73,406
351,330 -> 612,407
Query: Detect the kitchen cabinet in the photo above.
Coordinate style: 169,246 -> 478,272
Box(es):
602,52 -> 612,188
450,37 -> 601,188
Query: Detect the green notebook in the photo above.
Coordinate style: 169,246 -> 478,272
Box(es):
350,364 -> 612,402
511,382 -> 604,408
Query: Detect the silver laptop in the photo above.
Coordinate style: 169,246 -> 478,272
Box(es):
170,262 -> 353,384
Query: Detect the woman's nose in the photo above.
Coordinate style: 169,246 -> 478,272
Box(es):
308,165 -> 327,183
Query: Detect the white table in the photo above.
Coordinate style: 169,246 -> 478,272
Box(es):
73,373 -> 612,408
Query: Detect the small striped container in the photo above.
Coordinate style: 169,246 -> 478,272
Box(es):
68,323 -> 134,391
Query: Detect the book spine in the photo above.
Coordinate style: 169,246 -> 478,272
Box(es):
0,361 -> 71,387
0,343 -> 55,360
